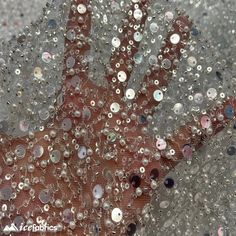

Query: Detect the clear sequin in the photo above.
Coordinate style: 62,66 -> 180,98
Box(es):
133,9 -> 143,20
38,108 -> 50,121
134,32 -> 143,42
66,56 -> 76,69
153,90 -> 163,102
61,118 -> 72,131
150,22 -> 159,33
117,71 -> 127,82
33,145 -> 44,158
182,144 -> 193,160
110,102 -> 120,113
42,52 -> 52,63
162,58 -> 172,69
0,186 -> 12,200
92,184 -> 104,199
63,208 -> 74,223
207,88 -> 217,100
34,67 -> 43,79
194,93 -> 204,104
111,208 -> 123,223
200,116 -> 211,129
15,145 -> 26,159
187,56 -> 197,67
170,33 -> 180,44
78,146 -> 87,159
38,189 -> 51,204
19,120 -> 29,132
156,138 -> 167,150
133,52 -> 143,64
126,88 -> 136,100
173,103 -> 184,114
50,150 -> 61,164
165,11 -> 174,21
149,55 -> 158,65
112,37 -> 121,48
77,4 -> 87,14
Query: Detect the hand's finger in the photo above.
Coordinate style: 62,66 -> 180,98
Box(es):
118,97 -> 236,231
60,0 -> 109,124
63,0 -> 92,96
106,0 -> 149,96
131,15 -> 192,114
164,97 -> 236,162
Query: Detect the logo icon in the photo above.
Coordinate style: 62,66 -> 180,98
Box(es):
3,223 -> 20,233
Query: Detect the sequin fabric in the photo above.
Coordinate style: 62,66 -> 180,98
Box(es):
0,0 -> 236,235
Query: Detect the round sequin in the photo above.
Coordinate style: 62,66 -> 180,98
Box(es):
170,33 -> 180,44
149,55 -> 158,65
130,174 -> 141,188
156,138 -> 167,150
111,208 -> 123,223
164,177 -> 175,188
34,67 -> 43,79
38,108 -> 50,121
50,150 -> 61,164
77,4 -> 87,14
107,132 -> 117,142
133,52 -> 143,64
162,58 -> 171,69
165,11 -> 174,21
110,102 -> 120,113
150,22 -> 159,33
207,88 -> 217,99
19,120 -> 29,132
92,184 -> 104,199
194,93 -> 204,104
227,146 -> 236,156
33,145 -> 44,158
61,118 -> 72,131
200,116 -> 211,129
0,186 -> 13,200
82,107 -> 91,120
13,216 -> 25,230
15,145 -> 26,159
112,37 -> 121,48
173,103 -> 184,114
224,105 -> 234,119
78,146 -> 87,159
117,71 -> 127,82
187,56 -> 197,67
182,144 -> 193,160
39,189 -> 51,204
150,168 -> 159,180
66,56 -> 76,69
127,223 -> 137,236
134,32 -> 143,42
126,88 -> 136,100
48,19 -> 57,29
153,90 -> 163,102
42,52 -> 52,63
133,9 -> 143,20
63,208 -> 74,223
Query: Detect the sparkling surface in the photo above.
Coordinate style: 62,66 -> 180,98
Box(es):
0,0 -> 236,235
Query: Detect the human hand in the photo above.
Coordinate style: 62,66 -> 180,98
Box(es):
0,0 -> 235,235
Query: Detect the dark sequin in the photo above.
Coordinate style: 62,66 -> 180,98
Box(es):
227,146 -> 236,156
126,223 -> 136,236
130,175 -> 141,188
150,168 -> 159,180
164,178 -> 174,188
